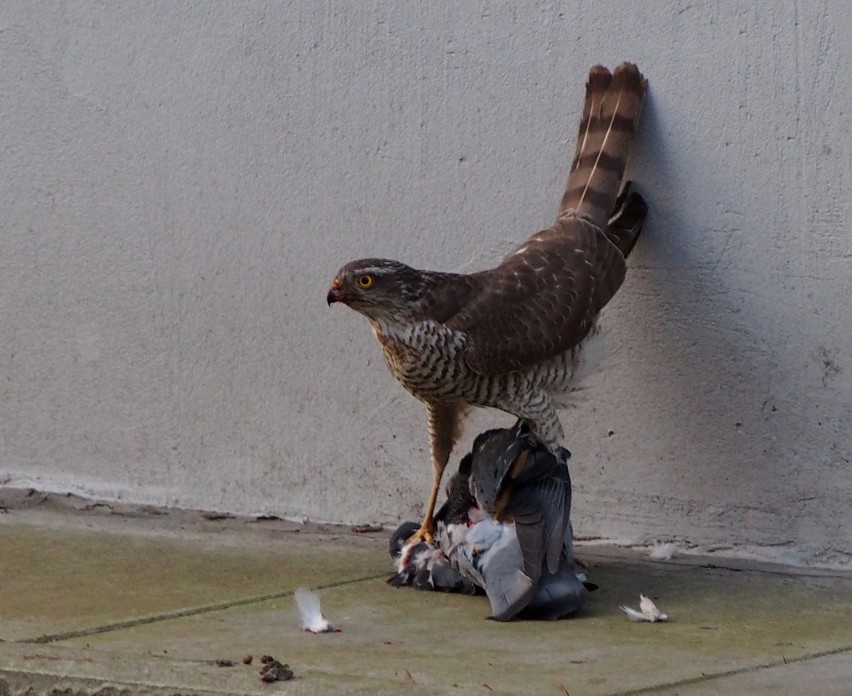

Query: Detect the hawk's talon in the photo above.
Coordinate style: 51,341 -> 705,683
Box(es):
406,523 -> 435,546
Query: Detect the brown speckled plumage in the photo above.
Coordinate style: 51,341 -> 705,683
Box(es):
328,63 -> 648,539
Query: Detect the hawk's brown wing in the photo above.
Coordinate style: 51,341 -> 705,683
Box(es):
446,215 -> 627,376
443,63 -> 645,377
417,62 -> 645,377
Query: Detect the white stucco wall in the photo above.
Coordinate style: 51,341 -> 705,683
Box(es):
1,2 -> 850,568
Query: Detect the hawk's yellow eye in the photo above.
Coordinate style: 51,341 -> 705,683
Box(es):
355,275 -> 374,289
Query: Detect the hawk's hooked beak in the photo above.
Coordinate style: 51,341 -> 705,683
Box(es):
326,277 -> 343,305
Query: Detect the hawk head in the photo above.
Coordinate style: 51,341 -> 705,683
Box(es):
327,258 -> 426,322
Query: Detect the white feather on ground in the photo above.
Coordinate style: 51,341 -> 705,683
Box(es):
294,587 -> 340,633
648,542 -> 678,560
620,594 -> 669,622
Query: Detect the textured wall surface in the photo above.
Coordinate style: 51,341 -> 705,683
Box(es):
2,2 -> 850,567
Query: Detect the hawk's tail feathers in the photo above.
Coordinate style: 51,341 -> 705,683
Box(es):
559,62 -> 647,227
604,181 -> 648,259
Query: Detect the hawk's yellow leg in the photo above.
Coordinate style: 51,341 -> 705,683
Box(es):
406,402 -> 463,545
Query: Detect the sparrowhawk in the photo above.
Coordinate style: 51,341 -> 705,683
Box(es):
328,63 -> 648,543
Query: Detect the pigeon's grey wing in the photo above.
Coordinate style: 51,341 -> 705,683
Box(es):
507,466 -> 571,575
475,523 -> 537,621
509,444 -> 564,486
522,561 -> 590,620
504,486 -> 546,582
541,468 -> 572,574
430,556 -> 479,595
469,424 -> 528,514
452,534 -> 533,620
449,520 -> 536,621
563,519 -> 577,569
485,567 -> 537,622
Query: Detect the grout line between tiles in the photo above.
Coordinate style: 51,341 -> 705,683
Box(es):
605,644 -> 852,696
18,572 -> 387,645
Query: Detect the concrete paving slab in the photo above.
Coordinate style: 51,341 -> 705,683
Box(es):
1,491 -> 851,695
56,557 -> 852,696
646,648 -> 852,696
0,489 -> 387,643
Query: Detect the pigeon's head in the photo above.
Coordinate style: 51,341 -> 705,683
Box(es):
327,258 -> 425,322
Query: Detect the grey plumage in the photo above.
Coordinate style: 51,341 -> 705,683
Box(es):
440,517 -> 590,622
440,518 -> 536,621
441,423 -> 589,620
387,520 -> 477,594
390,426 -> 591,621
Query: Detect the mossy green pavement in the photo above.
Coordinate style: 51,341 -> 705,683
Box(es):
1,490 -> 850,695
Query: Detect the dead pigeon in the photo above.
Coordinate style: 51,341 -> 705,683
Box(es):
389,424 -> 591,621
452,424 -> 590,621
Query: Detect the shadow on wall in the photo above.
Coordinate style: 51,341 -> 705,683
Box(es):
618,91 -> 812,513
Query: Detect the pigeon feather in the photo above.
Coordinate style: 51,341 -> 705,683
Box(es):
294,587 -> 340,633
620,594 -> 668,622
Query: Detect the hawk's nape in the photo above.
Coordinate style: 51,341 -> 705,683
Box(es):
327,63 -> 648,544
